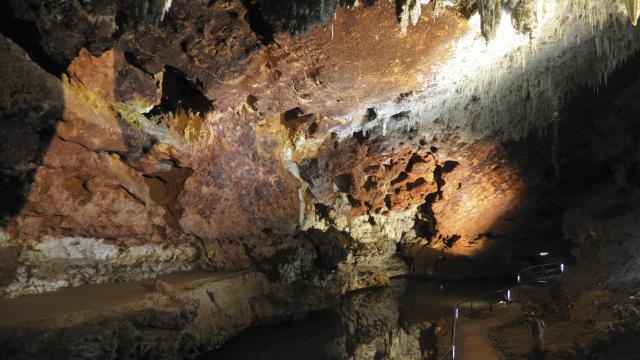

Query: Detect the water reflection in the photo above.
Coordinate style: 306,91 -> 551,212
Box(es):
203,279 -> 511,360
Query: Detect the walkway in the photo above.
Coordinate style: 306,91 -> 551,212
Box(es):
0,269 -> 251,325
455,303 -> 522,360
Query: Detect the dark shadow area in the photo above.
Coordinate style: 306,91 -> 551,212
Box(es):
495,50 -> 640,267
0,0 -> 121,71
0,2 -> 65,75
201,279 -> 514,360
146,66 -> 213,116
253,0 -> 379,36
0,35 -> 63,227
554,52 -> 640,193
201,310 -> 344,360
240,0 -> 276,44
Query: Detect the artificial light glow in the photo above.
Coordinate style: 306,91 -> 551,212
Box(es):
561,263 -> 565,272
539,252 -> 549,256
507,289 -> 511,302
517,274 -> 521,283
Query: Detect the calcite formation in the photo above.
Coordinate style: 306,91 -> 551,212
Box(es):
0,0 -> 638,296
1,0 -> 640,357
624,0 -> 640,26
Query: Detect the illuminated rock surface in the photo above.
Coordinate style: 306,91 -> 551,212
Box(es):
1,0 -> 640,359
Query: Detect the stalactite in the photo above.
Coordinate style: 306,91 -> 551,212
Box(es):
397,0 -> 432,35
256,0 -> 361,36
511,0 -> 537,34
479,0 -> 502,41
332,0 -> 640,143
624,0 -> 640,26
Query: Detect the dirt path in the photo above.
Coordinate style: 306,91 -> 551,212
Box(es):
0,270 -> 249,325
456,303 -> 523,360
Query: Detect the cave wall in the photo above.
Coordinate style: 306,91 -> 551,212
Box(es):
558,57 -> 640,294
1,0 -> 640,298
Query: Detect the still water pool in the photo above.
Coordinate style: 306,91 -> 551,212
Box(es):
201,279 -> 512,360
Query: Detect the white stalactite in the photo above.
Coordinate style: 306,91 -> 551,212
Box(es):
332,0 -> 640,143
624,0 -> 640,26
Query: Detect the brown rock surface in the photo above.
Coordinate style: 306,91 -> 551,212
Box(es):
0,0 -> 638,327
3,1 -> 640,359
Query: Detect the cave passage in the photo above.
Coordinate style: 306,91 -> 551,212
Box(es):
202,279 -> 513,360
1,0 -> 640,359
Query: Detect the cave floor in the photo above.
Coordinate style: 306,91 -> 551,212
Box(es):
0,275 -> 526,359
456,303 -> 523,360
203,279 -> 517,359
0,270 -> 249,325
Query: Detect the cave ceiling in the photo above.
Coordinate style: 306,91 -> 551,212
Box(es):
0,0 -> 639,297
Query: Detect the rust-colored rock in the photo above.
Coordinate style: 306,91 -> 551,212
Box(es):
1,0 -> 639,305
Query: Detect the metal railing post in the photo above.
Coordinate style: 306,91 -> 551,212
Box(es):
451,313 -> 457,360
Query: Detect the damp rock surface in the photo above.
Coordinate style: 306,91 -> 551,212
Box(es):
1,1 -> 640,358
0,0 -> 638,295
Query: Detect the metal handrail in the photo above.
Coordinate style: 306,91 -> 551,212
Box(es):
455,288 -> 512,316
442,262 -> 565,360
518,262 -> 564,284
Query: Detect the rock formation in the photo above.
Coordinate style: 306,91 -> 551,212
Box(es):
2,0 -> 640,359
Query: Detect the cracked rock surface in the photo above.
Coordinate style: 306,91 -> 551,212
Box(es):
1,1 -> 640,358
